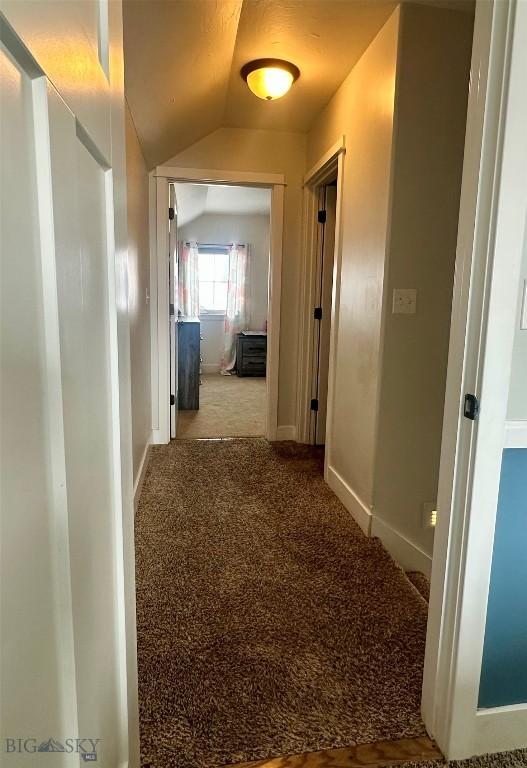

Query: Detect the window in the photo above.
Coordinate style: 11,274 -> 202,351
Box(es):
198,247 -> 229,315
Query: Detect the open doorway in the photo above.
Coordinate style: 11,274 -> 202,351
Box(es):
171,182 -> 271,439
297,140 -> 345,451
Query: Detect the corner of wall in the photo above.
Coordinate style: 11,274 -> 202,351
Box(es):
133,433 -> 152,512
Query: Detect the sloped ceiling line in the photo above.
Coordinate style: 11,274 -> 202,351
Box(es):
123,0 -> 396,168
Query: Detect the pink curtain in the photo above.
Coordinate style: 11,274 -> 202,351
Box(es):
220,244 -> 248,374
178,241 -> 199,317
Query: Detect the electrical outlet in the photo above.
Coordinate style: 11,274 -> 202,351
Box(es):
393,288 -> 417,314
422,502 -> 437,529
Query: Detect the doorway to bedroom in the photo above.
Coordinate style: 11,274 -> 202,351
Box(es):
172,182 -> 271,439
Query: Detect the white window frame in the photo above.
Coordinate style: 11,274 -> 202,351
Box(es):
197,246 -> 229,317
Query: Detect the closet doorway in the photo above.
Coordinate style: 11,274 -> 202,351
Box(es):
297,140 -> 344,453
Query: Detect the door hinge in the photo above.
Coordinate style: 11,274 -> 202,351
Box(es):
310,398 -> 319,412
169,302 -> 175,317
170,394 -> 175,406
318,210 -> 327,224
463,393 -> 479,421
314,306 -> 322,320
168,207 -> 175,220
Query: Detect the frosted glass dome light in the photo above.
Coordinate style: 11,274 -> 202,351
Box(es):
241,59 -> 300,101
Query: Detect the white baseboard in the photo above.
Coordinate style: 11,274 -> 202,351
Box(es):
504,419 -> 527,448
326,464 -> 372,535
133,437 -> 152,511
151,428 -> 167,445
371,515 -> 432,577
469,704 -> 527,759
275,425 -> 297,441
202,363 -> 220,374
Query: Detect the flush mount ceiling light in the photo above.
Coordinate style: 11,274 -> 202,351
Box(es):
241,58 -> 300,101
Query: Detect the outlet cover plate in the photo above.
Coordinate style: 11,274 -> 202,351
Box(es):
422,501 -> 437,529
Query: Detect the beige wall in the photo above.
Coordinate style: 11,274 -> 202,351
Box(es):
162,127 -> 306,429
307,3 -> 473,566
126,104 -> 152,484
308,8 -> 401,508
373,3 -> 473,555
180,212 -> 271,371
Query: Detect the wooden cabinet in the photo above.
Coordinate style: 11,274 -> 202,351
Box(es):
178,319 -> 200,410
236,332 -> 267,377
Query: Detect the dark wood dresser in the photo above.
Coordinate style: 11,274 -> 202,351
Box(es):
236,332 -> 267,377
178,318 -> 200,409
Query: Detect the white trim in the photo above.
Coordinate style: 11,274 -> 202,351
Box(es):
304,136 -> 345,186
155,176 -> 171,444
324,153 -> 345,469
423,0 -> 505,736
296,141 -> 345,447
324,465 -> 432,576
266,183 -> 283,441
275,425 -> 297,441
156,166 -> 285,187
473,705 -> 527,755
133,438 -> 152,511
371,517 -> 433,578
32,74 -> 80,741
326,464 -> 372,535
168,184 -> 178,439
149,171 -> 159,433
151,428 -> 165,445
423,0 -> 527,759
151,168 -> 284,444
504,420 -> 527,448
201,363 -> 220,374
296,182 -> 320,443
199,313 -> 225,322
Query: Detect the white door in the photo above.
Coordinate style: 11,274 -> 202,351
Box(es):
422,0 -> 527,759
311,183 -> 337,445
0,4 -> 137,765
169,184 -> 178,438
316,184 -> 337,445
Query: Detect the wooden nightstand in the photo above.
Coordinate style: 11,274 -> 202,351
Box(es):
236,332 -> 267,377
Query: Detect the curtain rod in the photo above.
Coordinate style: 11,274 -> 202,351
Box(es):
184,241 -> 246,247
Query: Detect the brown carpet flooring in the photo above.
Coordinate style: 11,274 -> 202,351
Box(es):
177,374 -> 267,439
136,439 -> 429,768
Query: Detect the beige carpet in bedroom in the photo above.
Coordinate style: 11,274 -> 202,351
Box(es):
176,373 -> 267,439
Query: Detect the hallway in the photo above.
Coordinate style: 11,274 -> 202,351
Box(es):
136,439 -> 429,768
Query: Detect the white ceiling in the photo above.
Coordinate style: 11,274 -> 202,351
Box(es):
124,0 -> 474,169
175,183 -> 271,227
123,0 -> 397,167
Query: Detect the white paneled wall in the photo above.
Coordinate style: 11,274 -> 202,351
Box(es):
0,3 -> 137,764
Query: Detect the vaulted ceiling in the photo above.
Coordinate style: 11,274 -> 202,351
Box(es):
175,184 -> 271,227
123,0 -> 397,168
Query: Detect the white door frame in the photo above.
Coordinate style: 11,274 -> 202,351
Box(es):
422,0 -> 527,759
151,166 -> 285,444
296,137 -> 345,464
168,184 -> 178,438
